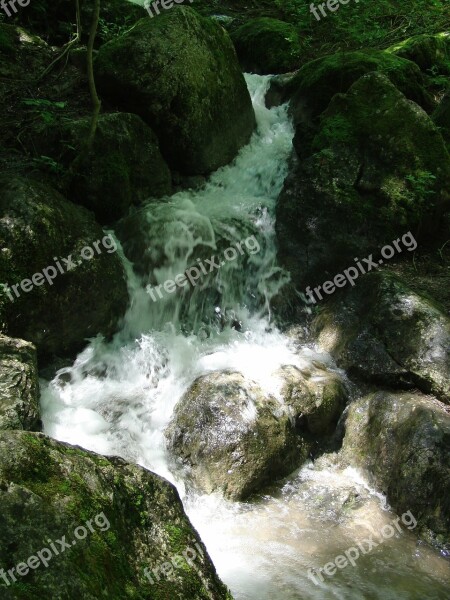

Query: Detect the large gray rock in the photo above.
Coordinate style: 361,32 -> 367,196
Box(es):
339,390 -> 450,550
313,271 -> 450,403
0,177 -> 128,361
95,7 -> 256,175
0,430 -> 231,599
0,335 -> 40,431
166,367 -> 347,500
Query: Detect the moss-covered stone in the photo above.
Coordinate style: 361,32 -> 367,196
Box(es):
340,390 -> 450,551
0,177 -> 128,362
230,17 -> 301,74
276,73 -> 450,291
36,112 -> 172,224
95,7 -> 256,175
0,430 -> 231,599
0,335 -> 40,432
312,271 -> 450,403
388,32 -> 450,74
285,50 -> 433,121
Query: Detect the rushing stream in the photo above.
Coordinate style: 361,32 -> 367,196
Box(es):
40,75 -> 450,599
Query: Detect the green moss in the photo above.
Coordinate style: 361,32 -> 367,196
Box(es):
231,17 -> 301,74
287,49 -> 432,118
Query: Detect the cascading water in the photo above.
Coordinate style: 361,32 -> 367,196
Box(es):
40,75 -> 450,599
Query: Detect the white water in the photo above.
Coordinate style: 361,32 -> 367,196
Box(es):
40,75 -> 450,599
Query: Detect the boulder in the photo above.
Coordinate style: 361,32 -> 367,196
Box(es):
230,17 -> 301,75
0,430 -> 231,599
36,112 -> 172,224
0,177 -> 128,361
388,32 -> 450,74
165,367 -> 347,499
276,73 -> 450,290
0,335 -> 40,431
95,7 -> 256,175
312,271 -> 450,403
283,50 -> 433,121
339,391 -> 450,550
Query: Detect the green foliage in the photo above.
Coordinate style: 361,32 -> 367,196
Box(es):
406,170 -> 437,201
21,98 -> 67,125
271,0 -> 450,60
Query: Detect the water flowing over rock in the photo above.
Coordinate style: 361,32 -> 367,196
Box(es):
339,390 -> 450,551
0,431 -> 231,599
95,6 -> 256,175
165,366 -> 347,500
312,271 -> 450,403
0,335 -> 40,431
0,177 -> 128,361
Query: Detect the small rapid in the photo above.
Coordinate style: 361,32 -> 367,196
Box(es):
40,75 -> 450,599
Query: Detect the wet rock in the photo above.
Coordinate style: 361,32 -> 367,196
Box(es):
277,363 -> 347,436
95,6 -> 256,175
165,367 -> 347,500
276,73 -> 450,291
312,271 -> 450,402
231,17 -> 301,75
0,335 -> 40,431
339,390 -> 450,550
0,177 -> 128,361
0,430 -> 231,599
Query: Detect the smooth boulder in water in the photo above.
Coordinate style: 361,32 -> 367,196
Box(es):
165,366 -> 347,500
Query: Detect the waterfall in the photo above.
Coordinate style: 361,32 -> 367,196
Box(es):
40,75 -> 450,600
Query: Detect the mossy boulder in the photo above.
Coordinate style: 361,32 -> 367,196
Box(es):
284,50 -> 433,121
0,335 -> 40,432
0,177 -> 128,361
388,33 -> 450,74
312,271 -> 450,403
0,430 -> 231,599
95,6 -> 256,175
340,391 -> 450,550
36,112 -> 172,224
230,17 -> 301,75
165,367 -> 347,500
276,73 -> 450,290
